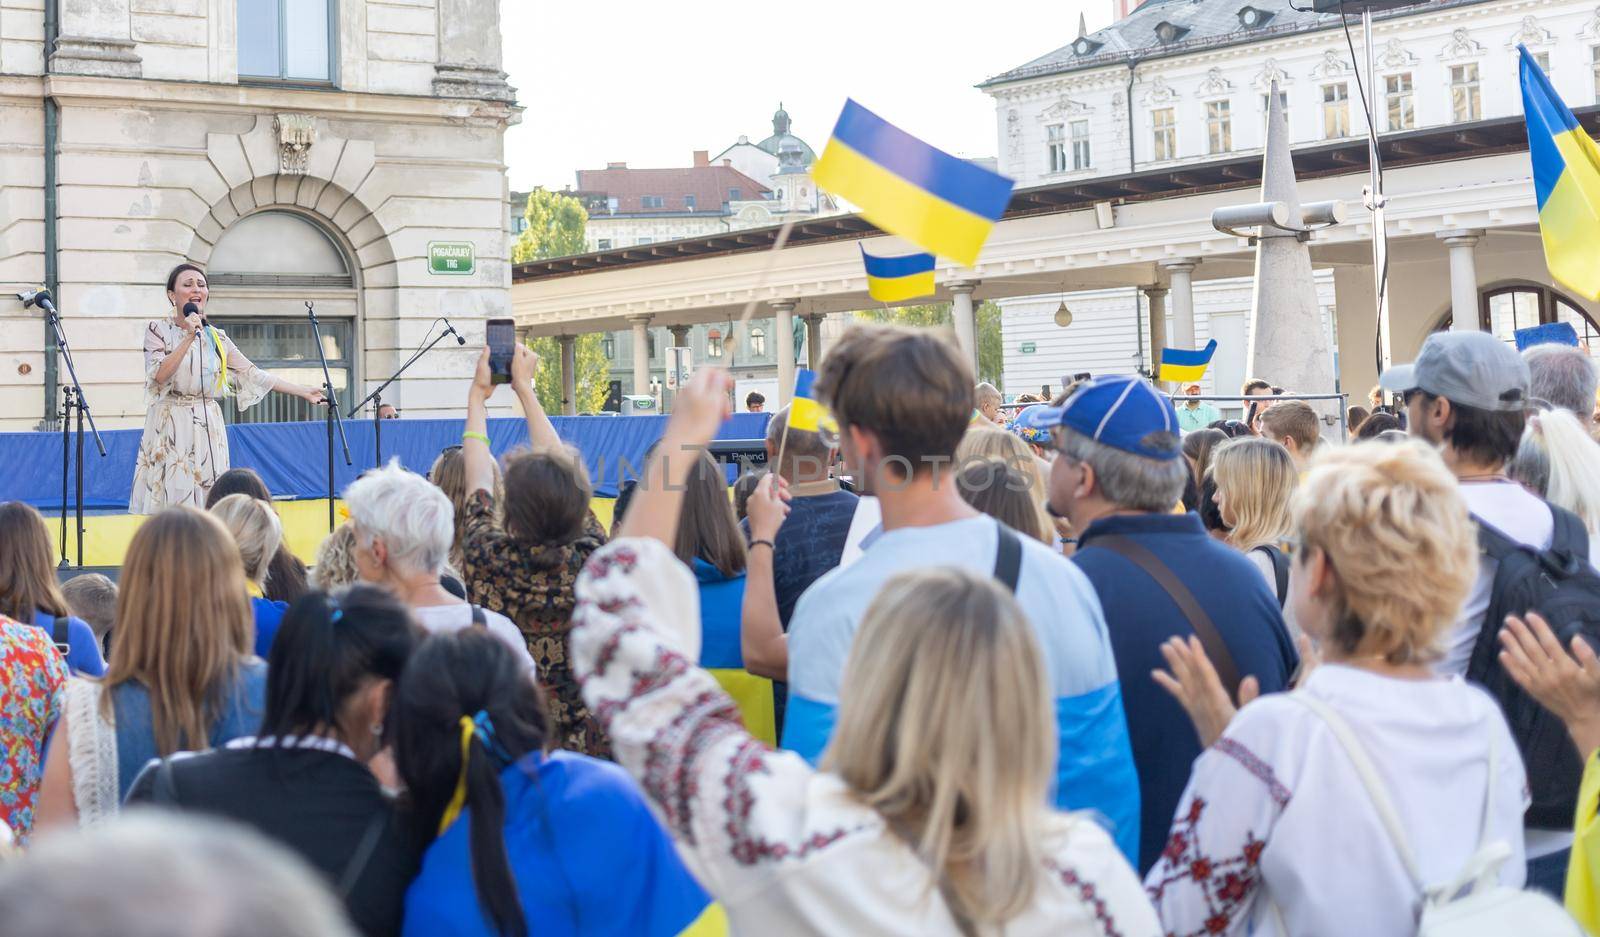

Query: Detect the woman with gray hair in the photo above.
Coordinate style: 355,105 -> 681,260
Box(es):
342,462 -> 533,668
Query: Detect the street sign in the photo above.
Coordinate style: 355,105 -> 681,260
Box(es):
1020,341 -> 1037,354
427,241 -> 475,275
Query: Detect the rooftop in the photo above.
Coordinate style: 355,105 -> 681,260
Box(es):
573,162 -> 772,215
979,0 -> 1486,88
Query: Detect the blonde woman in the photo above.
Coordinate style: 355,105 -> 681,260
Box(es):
209,493 -> 286,658
1209,438 -> 1297,610
312,523 -> 360,591
572,370 -> 1158,936
957,427 -> 1053,545
36,507 -> 265,829
1510,407 -> 1600,567
1148,441 -> 1530,936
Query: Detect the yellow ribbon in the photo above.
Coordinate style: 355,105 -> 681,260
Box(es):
437,715 -> 477,835
204,325 -> 228,395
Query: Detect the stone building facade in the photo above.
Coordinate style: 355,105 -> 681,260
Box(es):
983,0 -> 1600,401
0,0 -> 518,430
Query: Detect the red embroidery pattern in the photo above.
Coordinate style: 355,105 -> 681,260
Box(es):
640,689 -> 746,844
582,546 -> 639,581
1213,739 -> 1290,807
720,737 -> 863,865
1046,860 -> 1127,937
1146,796 -> 1273,937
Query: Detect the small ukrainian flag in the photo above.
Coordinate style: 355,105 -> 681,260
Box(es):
813,100 -> 1014,267
1521,45 -> 1600,301
789,369 -> 837,434
1158,339 -> 1218,383
860,245 -> 936,303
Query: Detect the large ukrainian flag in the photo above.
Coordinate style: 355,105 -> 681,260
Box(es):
813,100 -> 1014,267
1521,45 -> 1600,301
860,245 -> 936,303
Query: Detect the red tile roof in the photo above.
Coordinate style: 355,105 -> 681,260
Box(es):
574,164 -> 772,215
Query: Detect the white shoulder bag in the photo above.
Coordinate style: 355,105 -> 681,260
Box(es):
1289,692 -> 1580,937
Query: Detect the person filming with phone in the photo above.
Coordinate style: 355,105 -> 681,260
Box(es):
131,263 -> 327,513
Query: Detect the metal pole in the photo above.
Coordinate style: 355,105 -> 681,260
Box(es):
327,399 -> 336,532
373,391 -> 382,466
75,395 -> 84,567
58,388 -> 68,566
1364,5 -> 1391,375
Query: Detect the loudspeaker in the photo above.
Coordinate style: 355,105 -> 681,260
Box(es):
57,566 -> 121,585
602,380 -> 623,413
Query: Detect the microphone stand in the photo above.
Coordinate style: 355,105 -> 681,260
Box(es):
348,321 -> 459,468
37,296 -> 106,568
305,301 -> 351,532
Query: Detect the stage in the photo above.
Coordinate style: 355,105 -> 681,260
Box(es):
7,413 -> 770,569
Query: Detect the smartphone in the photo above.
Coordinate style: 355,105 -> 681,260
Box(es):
487,317 -> 516,385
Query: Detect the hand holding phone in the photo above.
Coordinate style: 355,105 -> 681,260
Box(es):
487,317 -> 515,385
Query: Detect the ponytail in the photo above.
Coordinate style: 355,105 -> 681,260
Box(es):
395,631 -> 552,937
1530,408 -> 1600,535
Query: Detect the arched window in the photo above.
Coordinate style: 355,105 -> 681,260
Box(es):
1479,283 -> 1600,358
750,326 -> 767,357
207,210 -> 359,424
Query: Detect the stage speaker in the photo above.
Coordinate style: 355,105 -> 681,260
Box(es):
57,566 -> 121,585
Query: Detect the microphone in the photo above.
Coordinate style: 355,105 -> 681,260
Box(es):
183,301 -> 208,328
442,317 -> 466,345
15,288 -> 55,314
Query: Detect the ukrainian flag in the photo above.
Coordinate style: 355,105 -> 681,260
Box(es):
1158,339 -> 1218,383
813,100 -> 1014,267
861,245 -> 936,303
788,369 -> 837,434
1521,45 -> 1600,301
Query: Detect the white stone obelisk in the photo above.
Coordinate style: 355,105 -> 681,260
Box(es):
1247,82 -> 1337,424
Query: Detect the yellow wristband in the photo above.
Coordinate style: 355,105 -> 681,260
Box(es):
462,431 -> 490,445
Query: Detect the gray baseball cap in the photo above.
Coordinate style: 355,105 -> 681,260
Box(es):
1379,331 -> 1530,412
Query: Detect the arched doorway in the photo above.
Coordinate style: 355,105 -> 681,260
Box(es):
1428,282 -> 1600,359
205,210 -> 360,423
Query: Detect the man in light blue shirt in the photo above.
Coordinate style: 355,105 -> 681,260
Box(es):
782,324 -> 1142,864
1175,382 -> 1221,433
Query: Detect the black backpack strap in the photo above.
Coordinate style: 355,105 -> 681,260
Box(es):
1550,504 -> 1592,565
1253,545 -> 1290,607
336,809 -> 390,899
469,604 -> 487,628
1471,513 -> 1523,561
148,756 -> 181,806
992,524 -> 1023,594
1096,534 -> 1242,698
51,617 -> 71,652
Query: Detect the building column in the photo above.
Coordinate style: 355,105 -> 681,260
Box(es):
1160,260 -> 1199,350
627,315 -> 652,396
772,301 -> 797,406
558,335 -> 577,416
803,314 -> 825,370
1437,229 -> 1483,331
949,281 -> 979,375
1143,286 -> 1169,377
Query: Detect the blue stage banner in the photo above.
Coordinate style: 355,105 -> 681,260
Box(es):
2,413 -> 771,510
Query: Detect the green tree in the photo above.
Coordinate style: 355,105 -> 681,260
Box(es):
511,188 -> 588,263
528,334 -> 611,413
510,188 -> 606,410
854,300 -> 1005,389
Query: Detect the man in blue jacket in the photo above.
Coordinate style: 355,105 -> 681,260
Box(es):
1022,375 -> 1297,874
785,324 -> 1142,864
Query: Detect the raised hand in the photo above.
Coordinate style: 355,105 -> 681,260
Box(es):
747,473 -> 792,542
1153,635 -> 1260,748
511,343 -> 539,392
1500,612 -> 1600,759
469,346 -> 495,403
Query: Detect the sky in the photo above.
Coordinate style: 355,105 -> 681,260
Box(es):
501,0 -> 1107,192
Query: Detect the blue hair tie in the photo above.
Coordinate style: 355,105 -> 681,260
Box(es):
470,710 -> 512,765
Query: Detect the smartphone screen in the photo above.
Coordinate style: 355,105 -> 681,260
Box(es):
487,318 -> 515,385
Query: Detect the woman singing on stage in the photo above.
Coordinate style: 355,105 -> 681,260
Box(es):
129,263 -> 326,514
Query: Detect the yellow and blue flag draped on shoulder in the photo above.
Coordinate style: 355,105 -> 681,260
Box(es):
1158,339 -> 1218,383
1521,45 -> 1600,301
788,369 -> 838,435
860,245 -> 935,303
812,100 -> 1014,267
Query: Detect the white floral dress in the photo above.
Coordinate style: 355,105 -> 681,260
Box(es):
129,319 -> 274,514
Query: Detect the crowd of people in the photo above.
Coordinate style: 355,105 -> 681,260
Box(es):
2,321 -> 1600,936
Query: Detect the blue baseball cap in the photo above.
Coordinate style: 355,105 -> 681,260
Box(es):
1007,405 -> 1053,445
1018,375 -> 1181,460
